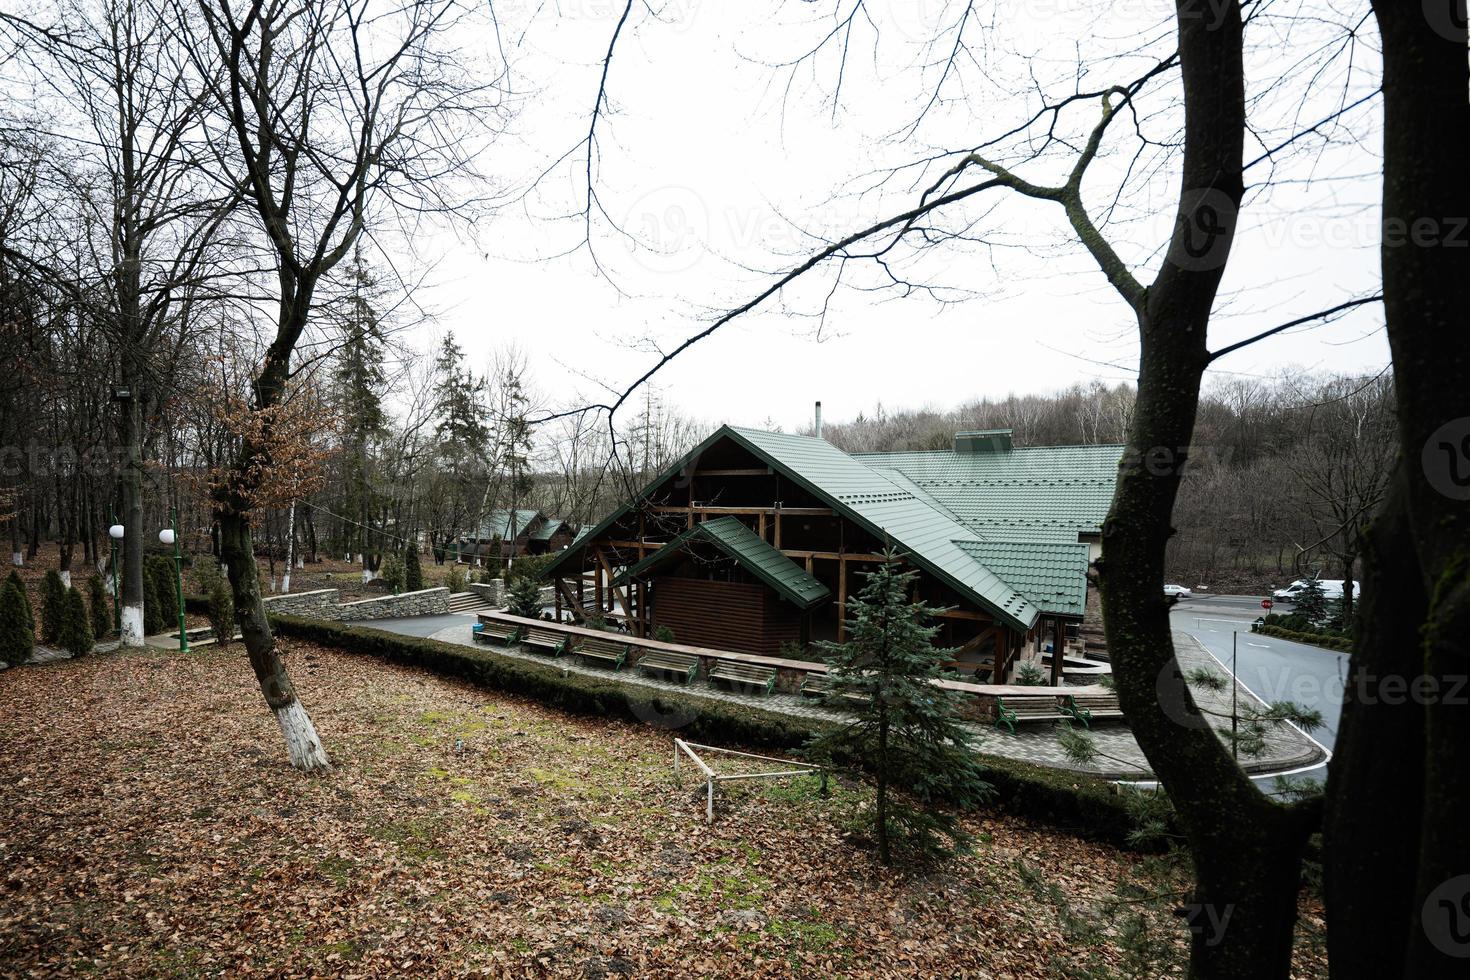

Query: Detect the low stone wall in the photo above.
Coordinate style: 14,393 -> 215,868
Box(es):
262,589 -> 341,618
467,580 -> 506,607
261,586 -> 449,622
338,587 -> 450,621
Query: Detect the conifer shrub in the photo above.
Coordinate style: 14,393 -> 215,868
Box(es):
404,545 -> 424,591
507,576 -> 543,619
0,578 -> 34,666
40,570 -> 65,645
143,568 -> 166,636
58,586 -> 94,657
380,554 -> 407,594
208,577 -> 236,648
88,575 -> 111,639
7,569 -> 33,633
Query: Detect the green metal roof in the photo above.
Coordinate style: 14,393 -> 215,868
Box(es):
529,518 -> 569,542
544,425 -> 1119,629
616,516 -> 831,610
953,539 -> 1089,617
465,509 -> 543,541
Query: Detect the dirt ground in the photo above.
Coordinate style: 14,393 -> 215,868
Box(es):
0,640 -> 1329,978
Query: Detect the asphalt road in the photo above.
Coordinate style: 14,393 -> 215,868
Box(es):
359,612 -> 476,638
1171,593 -> 1347,783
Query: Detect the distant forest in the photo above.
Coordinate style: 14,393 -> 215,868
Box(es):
813,375 -> 1395,593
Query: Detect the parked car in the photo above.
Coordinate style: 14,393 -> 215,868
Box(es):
1164,584 -> 1192,605
1272,579 -> 1360,602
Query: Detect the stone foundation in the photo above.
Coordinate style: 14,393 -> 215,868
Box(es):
263,586 -> 450,622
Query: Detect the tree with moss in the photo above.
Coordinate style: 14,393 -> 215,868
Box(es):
0,578 -> 34,666
40,569 -> 65,645
6,570 -> 33,635
87,575 -> 110,639
207,577 -> 235,648
58,586 -> 93,657
807,553 -> 994,864
404,544 -> 423,592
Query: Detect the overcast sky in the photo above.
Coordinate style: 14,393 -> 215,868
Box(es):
388,0 -> 1386,433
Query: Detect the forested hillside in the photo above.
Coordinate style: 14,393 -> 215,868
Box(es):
815,375 -> 1394,594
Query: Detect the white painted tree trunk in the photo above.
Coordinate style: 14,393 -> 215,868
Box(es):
281,500 -> 295,594
274,699 -> 330,771
361,568 -> 374,584
11,551 -> 23,566
121,605 -> 144,646
59,570 -> 71,588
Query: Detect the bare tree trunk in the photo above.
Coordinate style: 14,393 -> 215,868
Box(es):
1325,4 -> 1470,976
217,509 -> 328,771
118,382 -> 145,645
281,499 -> 295,593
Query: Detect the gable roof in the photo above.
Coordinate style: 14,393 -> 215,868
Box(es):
952,539 -> 1090,617
616,516 -> 831,610
545,425 -> 1118,629
463,509 -> 543,541
529,518 -> 570,542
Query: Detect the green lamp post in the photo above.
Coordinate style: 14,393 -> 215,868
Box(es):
159,510 -> 188,652
108,514 -> 124,633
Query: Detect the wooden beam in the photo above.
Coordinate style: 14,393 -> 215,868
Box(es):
650,505 -> 833,517
1050,618 -> 1065,685
779,549 -> 888,562
555,578 -> 583,621
934,608 -> 994,622
757,511 -> 766,541
605,539 -> 661,551
596,549 -> 630,620
690,468 -> 771,476
773,504 -> 782,549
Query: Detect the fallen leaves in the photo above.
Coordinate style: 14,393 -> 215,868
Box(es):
0,641 -> 1329,978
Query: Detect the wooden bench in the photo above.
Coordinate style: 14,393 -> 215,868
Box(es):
472,621 -> 521,646
1061,693 -> 1125,729
708,661 -> 778,696
636,650 -> 700,684
575,636 -> 629,671
799,674 -> 870,707
994,694 -> 1072,735
519,625 -> 571,657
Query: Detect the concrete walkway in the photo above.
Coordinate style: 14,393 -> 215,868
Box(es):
354,616 -> 1328,782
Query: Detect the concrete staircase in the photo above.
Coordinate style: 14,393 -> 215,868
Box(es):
447,591 -> 493,615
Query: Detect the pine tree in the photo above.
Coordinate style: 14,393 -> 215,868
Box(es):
807,553 -> 994,865
58,586 -> 94,657
0,578 -> 34,666
6,569 -> 33,634
207,577 -> 235,648
380,554 -> 406,594
403,544 -> 423,592
332,249 -> 390,573
148,557 -> 178,630
40,569 -> 65,644
87,575 -> 111,639
1293,578 -> 1329,623
507,575 -> 542,619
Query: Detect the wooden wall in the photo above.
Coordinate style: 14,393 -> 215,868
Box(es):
649,577 -> 802,655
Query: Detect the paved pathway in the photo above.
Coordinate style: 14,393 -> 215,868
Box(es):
351,616 -> 1328,782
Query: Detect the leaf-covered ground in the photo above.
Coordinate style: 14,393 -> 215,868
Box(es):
0,643 -> 1328,978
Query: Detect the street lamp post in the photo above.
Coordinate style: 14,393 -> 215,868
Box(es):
159,511 -> 188,653
108,519 -> 125,634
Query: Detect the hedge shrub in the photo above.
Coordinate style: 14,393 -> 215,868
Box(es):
88,575 -> 111,639
269,614 -> 1150,849
0,578 -> 34,666
6,570 -> 32,633
1251,623 -> 1352,652
58,586 -> 94,657
40,570 -> 65,644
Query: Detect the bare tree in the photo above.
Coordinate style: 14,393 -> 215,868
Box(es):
186,0 -> 503,770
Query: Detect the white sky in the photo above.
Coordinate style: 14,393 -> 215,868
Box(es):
391,0 -> 1387,433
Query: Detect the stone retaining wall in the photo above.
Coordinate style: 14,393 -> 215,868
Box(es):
467,580 -> 506,607
262,586 -> 449,622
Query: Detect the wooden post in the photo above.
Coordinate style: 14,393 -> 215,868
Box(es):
836,556 -> 848,643
594,550 -> 604,613
554,580 -> 562,621
757,511 -> 766,541
1050,618 -> 1064,685
773,503 -> 782,549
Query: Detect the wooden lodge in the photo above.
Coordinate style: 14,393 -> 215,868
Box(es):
543,426 -> 1121,683
455,509 -> 577,561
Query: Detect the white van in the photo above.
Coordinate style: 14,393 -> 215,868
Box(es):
1272,579 -> 1361,602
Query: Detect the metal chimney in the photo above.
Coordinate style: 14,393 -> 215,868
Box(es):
814,401 -> 823,439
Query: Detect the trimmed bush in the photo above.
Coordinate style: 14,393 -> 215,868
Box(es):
507,576 -> 542,619
7,570 -> 33,633
143,568 -> 166,636
0,578 -> 34,666
88,575 -> 111,639
445,564 -> 468,594
269,614 -> 1152,850
58,586 -> 94,657
40,570 -> 65,644
380,554 -> 407,594
207,577 -> 235,648
653,625 -> 677,644
147,556 -> 179,628
404,546 -> 424,592
1252,623 -> 1352,652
